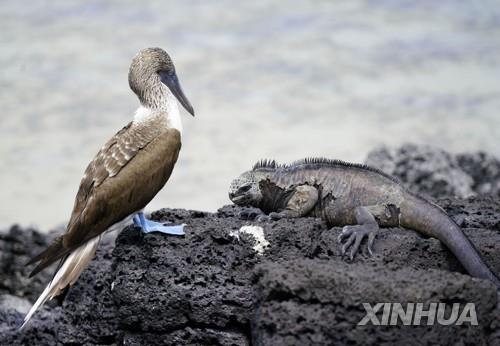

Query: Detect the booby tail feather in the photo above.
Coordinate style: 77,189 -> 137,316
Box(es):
20,235 -> 102,330
26,236 -> 72,278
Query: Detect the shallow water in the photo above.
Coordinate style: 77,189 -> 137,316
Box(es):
1,0 -> 500,231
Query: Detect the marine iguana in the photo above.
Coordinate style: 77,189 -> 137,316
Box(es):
228,158 -> 500,288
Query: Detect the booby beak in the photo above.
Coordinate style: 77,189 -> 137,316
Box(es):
158,70 -> 195,116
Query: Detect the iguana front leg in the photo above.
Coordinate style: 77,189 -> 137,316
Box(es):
337,204 -> 400,260
258,185 -> 319,222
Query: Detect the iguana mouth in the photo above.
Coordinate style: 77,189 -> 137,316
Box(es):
231,195 -> 246,204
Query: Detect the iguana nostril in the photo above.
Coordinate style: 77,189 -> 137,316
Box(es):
239,185 -> 251,193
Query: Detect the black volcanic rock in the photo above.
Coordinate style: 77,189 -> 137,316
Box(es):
0,226 -> 58,303
2,196 -> 499,345
457,151 -> 500,196
365,143 -> 500,199
252,260 -> 497,346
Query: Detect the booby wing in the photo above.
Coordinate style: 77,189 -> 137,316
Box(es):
27,120 -> 181,277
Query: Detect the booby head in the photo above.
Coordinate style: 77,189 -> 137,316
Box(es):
129,47 -> 194,116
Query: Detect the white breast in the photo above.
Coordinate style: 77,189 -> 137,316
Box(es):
165,100 -> 182,134
133,91 -> 183,134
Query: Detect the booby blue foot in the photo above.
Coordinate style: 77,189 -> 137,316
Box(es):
133,212 -> 185,235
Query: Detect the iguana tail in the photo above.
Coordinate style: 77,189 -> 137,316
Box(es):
400,196 -> 500,289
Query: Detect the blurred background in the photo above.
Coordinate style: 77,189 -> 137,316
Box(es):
1,0 -> 499,231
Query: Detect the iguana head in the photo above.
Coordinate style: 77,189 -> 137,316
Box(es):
228,171 -> 264,206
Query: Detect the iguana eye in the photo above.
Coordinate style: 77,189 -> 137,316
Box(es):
239,185 -> 252,193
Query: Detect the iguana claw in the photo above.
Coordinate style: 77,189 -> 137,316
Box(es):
237,207 -> 266,221
268,212 -> 283,220
338,224 -> 378,260
256,212 -> 283,222
256,215 -> 271,222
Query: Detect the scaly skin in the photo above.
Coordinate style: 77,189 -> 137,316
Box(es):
229,158 -> 500,288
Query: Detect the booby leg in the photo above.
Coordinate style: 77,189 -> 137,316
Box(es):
133,212 -> 185,235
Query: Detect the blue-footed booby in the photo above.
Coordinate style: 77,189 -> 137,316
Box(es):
21,47 -> 194,329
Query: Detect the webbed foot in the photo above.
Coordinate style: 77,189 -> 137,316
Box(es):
337,224 -> 378,260
133,212 -> 185,235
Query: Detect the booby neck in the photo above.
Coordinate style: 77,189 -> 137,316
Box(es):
133,88 -> 183,135
128,47 -> 194,134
